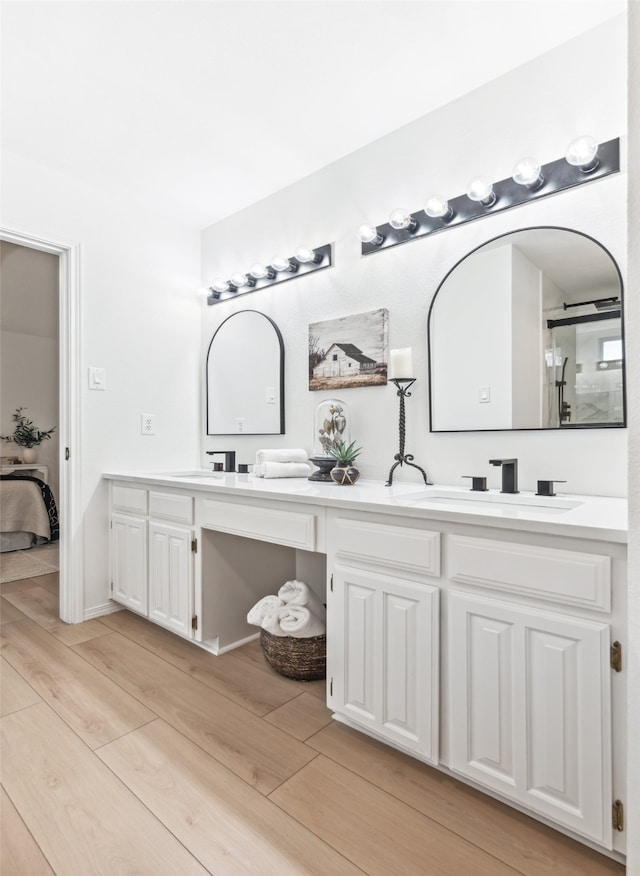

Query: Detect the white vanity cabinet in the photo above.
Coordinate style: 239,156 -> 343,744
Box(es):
447,534 -> 617,849
110,485 -> 148,615
327,514 -> 441,763
110,484 -> 195,637
104,473 -> 627,860
147,491 -> 195,637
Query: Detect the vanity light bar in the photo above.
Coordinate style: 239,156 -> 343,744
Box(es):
360,138 -> 620,256
207,243 -> 333,305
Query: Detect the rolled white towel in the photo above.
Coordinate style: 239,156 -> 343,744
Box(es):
260,606 -> 289,636
278,579 -> 325,619
262,605 -> 326,638
256,448 -> 309,465
254,461 -> 311,479
247,595 -> 284,627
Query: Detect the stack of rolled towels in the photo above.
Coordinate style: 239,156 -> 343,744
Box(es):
247,579 -> 326,638
254,448 -> 311,479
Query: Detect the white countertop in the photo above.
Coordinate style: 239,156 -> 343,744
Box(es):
103,470 -> 628,544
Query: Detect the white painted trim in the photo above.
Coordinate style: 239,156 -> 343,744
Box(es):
84,603 -> 123,621
0,226 -> 84,623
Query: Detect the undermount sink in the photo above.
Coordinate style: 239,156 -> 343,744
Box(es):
398,488 -> 583,513
154,470 -> 224,478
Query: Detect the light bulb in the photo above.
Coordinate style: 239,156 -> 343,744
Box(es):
270,255 -> 297,273
210,277 -> 230,294
230,272 -> 254,288
424,195 -> 454,221
466,177 -> 496,207
249,263 -> 273,280
357,224 -> 384,245
512,157 -> 544,190
389,208 -> 417,231
565,135 -> 599,172
294,246 -> 321,264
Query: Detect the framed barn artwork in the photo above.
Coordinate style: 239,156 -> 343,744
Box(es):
309,308 -> 388,390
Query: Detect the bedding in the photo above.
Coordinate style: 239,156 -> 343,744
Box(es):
0,474 -> 59,551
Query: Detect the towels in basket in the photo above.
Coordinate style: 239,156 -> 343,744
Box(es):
247,580 -> 325,638
248,579 -> 327,680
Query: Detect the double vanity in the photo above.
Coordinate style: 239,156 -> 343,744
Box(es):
104,469 -> 627,859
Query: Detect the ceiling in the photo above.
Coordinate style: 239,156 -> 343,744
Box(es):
1,1 -> 626,230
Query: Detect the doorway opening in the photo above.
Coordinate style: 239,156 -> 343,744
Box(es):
0,227 -> 82,623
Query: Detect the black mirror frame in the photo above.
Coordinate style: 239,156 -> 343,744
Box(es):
427,225 -> 626,433
206,309 -> 285,436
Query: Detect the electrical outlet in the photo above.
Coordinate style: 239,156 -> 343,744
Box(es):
141,413 -> 156,435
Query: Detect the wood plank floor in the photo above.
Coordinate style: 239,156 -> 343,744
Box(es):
0,572 -> 626,875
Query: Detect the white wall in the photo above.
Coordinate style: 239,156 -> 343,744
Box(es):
201,16 -> 627,497
1,152 -> 201,615
431,246 -> 513,431
625,2 -> 639,872
511,247 -> 542,429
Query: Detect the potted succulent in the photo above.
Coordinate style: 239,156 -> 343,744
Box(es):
1,407 -> 56,463
328,439 -> 362,486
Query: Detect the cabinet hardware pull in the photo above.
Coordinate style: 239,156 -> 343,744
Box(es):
191,538 -> 198,553
191,615 -> 198,630
610,641 -> 622,672
612,799 -> 624,831
330,677 -> 333,696
330,573 -> 333,592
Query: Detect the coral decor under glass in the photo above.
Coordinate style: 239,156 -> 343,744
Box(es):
309,398 -> 350,482
313,398 -> 350,455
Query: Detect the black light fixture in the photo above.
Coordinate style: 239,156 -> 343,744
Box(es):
359,136 -> 620,256
207,242 -> 332,305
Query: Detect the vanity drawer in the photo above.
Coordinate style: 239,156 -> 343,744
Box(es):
112,484 -> 147,515
448,535 -> 611,612
332,517 -> 441,578
149,491 -> 193,525
200,498 -> 316,550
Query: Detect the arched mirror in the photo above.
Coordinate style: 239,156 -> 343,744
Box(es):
206,310 -> 284,435
428,227 -> 625,432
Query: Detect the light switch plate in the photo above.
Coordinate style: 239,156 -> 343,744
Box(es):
88,367 -> 106,390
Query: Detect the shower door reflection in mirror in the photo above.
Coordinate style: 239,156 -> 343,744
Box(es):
428,227 -> 625,431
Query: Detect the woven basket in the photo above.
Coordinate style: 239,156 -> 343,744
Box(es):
260,629 -> 326,681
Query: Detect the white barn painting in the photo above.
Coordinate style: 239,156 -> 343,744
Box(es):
309,308 -> 388,390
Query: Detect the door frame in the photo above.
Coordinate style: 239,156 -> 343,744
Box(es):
1,226 -> 83,623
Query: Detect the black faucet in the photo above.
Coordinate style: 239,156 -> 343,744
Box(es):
206,450 -> 236,472
489,458 -> 519,494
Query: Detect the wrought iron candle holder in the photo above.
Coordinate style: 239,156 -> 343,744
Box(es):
386,378 -> 430,487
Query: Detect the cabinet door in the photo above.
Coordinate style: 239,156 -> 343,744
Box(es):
449,591 -> 612,847
148,521 -> 193,637
111,512 -> 148,615
330,566 -> 439,763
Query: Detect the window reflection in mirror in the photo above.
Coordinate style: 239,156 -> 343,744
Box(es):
428,227 -> 625,432
206,310 -> 284,435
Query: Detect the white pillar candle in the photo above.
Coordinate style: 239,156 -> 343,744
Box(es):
388,347 -> 413,378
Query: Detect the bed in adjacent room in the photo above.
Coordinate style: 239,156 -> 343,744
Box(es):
0,473 -> 59,552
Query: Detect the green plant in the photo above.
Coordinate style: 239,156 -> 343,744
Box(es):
1,407 -> 56,448
328,439 -> 362,466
